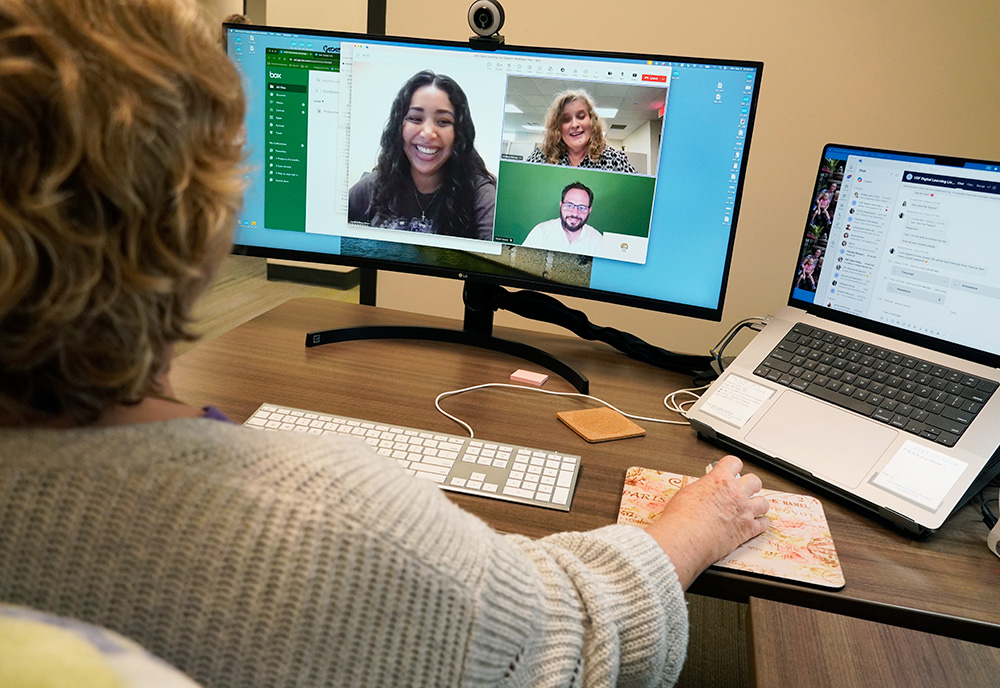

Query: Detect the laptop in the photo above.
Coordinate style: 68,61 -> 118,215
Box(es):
687,143 -> 1000,536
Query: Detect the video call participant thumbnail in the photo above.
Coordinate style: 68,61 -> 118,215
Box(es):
526,89 -> 637,173
348,69 -> 497,240
522,181 -> 603,256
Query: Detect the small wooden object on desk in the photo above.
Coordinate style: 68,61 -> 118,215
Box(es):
557,407 -> 646,443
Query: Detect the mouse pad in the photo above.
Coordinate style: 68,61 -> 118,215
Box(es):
557,407 -> 646,443
618,466 -> 846,589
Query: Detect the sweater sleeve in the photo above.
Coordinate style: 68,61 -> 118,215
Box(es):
455,524 -> 689,688
356,487 -> 689,688
515,527 -> 688,687
0,421 -> 688,688
294,429 -> 689,688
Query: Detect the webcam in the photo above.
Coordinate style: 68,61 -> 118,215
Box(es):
468,0 -> 505,45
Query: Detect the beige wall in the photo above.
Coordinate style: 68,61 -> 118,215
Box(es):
198,0 -> 241,21
256,3 -> 366,31
215,0 -> 1000,358
198,0 -> 367,32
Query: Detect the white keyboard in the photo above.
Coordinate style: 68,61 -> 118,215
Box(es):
244,403 -> 581,511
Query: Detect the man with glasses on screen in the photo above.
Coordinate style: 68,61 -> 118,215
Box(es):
522,181 -> 604,256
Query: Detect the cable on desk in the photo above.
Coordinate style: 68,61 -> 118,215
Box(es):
663,384 -> 711,419
434,315 -> 768,437
435,382 -> 689,438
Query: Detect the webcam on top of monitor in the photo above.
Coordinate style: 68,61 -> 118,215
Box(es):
468,0 -> 505,48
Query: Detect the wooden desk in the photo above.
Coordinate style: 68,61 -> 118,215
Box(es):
171,298 -> 1000,645
747,597 -> 1000,687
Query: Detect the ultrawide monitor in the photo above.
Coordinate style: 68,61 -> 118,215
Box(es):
224,24 -> 762,322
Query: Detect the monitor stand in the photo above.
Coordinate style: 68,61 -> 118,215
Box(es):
304,281 -> 591,394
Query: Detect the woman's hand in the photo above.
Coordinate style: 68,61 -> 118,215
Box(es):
644,455 -> 770,589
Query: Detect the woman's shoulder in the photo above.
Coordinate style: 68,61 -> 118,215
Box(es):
527,147 -> 569,166
348,172 -> 378,222
471,172 -> 497,192
594,146 -> 635,171
0,418 -> 374,475
526,147 -> 546,163
349,171 -> 377,197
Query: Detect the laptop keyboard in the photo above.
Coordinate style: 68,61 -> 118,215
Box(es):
753,324 -> 997,447
243,403 -> 581,511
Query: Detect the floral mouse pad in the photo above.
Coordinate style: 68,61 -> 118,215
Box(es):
618,466 -> 846,589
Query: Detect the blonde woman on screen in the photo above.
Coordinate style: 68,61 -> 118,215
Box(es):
527,89 -> 638,172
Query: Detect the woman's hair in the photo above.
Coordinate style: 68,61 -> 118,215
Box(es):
370,70 -> 494,238
0,0 -> 246,424
538,90 -> 607,164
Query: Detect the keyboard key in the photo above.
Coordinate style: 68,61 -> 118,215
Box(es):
415,472 -> 446,483
934,432 -> 959,448
941,406 -> 974,426
503,486 -> 535,499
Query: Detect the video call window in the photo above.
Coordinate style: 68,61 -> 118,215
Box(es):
264,39 -> 672,265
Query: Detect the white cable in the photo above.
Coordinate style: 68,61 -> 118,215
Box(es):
663,384 -> 711,419
434,382 -> 689,438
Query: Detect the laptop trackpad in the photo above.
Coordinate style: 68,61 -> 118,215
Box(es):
745,392 -> 897,488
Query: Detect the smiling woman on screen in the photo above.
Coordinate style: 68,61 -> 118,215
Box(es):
348,70 -> 497,240
527,89 -> 637,172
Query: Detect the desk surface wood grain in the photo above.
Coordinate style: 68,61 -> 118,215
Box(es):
748,597 -> 1000,687
171,298 -> 1000,644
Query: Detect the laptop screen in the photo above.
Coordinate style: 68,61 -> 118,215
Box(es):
788,144 -> 1000,364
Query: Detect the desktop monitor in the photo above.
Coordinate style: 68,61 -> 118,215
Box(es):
224,24 -> 762,385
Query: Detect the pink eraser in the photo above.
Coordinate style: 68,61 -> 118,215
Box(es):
511,369 -> 549,386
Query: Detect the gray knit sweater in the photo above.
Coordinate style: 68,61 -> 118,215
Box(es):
0,419 -> 687,687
